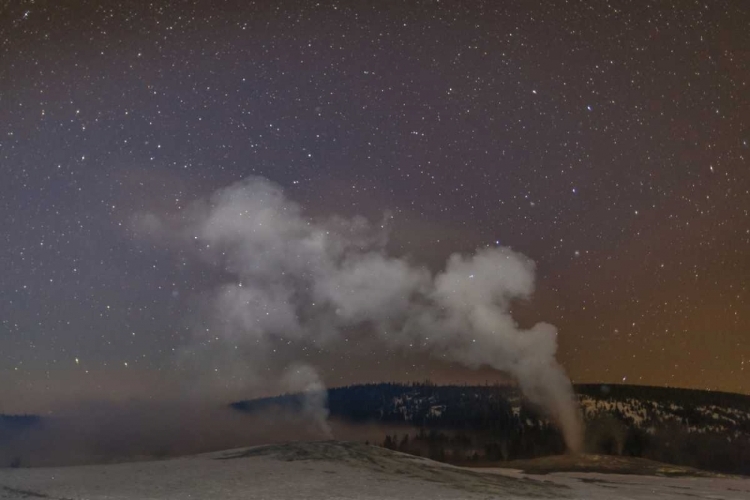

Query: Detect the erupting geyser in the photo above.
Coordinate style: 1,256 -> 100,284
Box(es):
142,176 -> 584,451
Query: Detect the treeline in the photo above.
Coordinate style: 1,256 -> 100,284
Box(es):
232,381 -> 522,429
380,426 -> 566,463
576,383 -> 750,413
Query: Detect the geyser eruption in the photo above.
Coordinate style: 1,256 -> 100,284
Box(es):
282,364 -> 332,437
146,176 -> 583,451
411,250 -> 584,452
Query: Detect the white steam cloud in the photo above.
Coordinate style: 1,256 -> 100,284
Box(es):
154,177 -> 582,451
282,364 -> 331,437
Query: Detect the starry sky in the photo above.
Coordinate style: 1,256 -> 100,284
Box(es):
2,0 -> 749,413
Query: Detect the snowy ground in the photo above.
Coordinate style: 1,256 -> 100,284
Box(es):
1,441 -> 749,499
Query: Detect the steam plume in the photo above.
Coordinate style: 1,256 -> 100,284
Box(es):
151,177 -> 582,451
282,364 -> 332,437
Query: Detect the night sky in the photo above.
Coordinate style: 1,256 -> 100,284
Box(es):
2,0 -> 749,414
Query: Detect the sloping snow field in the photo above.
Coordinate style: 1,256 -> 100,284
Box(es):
1,441 -> 748,499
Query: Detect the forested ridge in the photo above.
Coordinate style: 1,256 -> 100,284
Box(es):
233,382 -> 750,474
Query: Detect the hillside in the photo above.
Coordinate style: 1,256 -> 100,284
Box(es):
231,382 -> 750,475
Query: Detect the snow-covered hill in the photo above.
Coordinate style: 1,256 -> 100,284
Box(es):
1,441 -> 748,500
373,385 -> 750,438
578,394 -> 750,437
